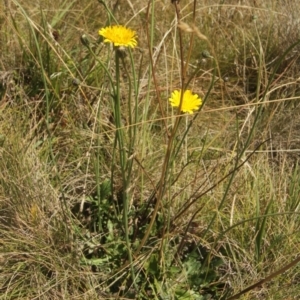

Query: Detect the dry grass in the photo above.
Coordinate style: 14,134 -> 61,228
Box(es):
1,0 -> 300,299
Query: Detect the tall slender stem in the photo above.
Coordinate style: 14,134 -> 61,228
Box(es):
114,49 -> 136,286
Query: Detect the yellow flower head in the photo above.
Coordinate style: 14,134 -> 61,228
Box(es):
99,25 -> 137,48
169,90 -> 202,114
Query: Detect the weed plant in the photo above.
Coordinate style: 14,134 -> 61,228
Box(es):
1,0 -> 300,299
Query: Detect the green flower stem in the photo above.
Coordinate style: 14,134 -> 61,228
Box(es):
114,49 -> 136,286
114,51 -> 126,171
87,42 -> 136,285
119,50 -> 139,185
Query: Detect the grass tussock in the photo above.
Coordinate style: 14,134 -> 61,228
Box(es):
1,0 -> 300,299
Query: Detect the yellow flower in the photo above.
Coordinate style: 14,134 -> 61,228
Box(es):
99,25 -> 137,48
169,90 -> 202,114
